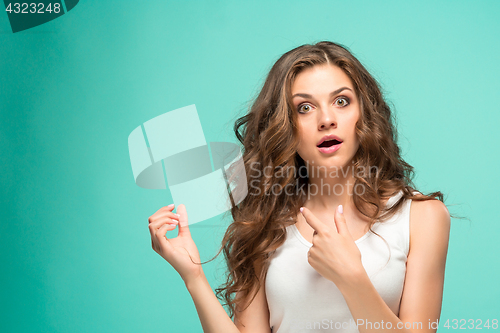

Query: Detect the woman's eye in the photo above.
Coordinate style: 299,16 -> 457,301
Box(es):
298,104 -> 312,113
335,97 -> 349,107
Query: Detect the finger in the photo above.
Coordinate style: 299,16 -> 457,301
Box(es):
151,225 -> 167,253
157,223 -> 178,238
156,224 -> 175,256
149,215 -> 179,228
175,204 -> 191,237
149,218 -> 178,237
333,205 -> 350,237
148,204 -> 175,223
149,212 -> 179,224
300,207 -> 328,234
148,211 -> 179,224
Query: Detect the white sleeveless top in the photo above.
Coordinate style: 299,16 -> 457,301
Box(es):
265,190 -> 412,332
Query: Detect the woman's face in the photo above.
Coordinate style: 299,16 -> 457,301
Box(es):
292,64 -> 361,171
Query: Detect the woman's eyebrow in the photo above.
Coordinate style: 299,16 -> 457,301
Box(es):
292,87 -> 353,99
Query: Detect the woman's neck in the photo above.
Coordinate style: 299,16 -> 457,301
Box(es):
303,171 -> 356,214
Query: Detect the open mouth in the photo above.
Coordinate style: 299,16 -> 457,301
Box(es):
317,139 -> 342,148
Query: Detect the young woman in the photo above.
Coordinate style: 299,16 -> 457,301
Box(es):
148,41 -> 451,333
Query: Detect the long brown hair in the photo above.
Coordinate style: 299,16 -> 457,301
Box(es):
214,41 -> 444,319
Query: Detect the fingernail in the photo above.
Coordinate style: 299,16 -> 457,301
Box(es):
171,219 -> 179,224
168,223 -> 177,228
300,207 -> 304,213
338,205 -> 343,214
175,213 -> 180,218
167,203 -> 174,208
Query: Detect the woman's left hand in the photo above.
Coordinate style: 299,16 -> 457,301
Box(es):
300,205 -> 365,287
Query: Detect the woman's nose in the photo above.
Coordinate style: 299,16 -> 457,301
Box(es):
318,107 -> 337,130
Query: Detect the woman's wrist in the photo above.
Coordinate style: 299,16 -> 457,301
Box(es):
335,266 -> 369,293
184,272 -> 208,293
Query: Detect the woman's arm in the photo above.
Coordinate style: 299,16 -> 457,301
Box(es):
186,275 -> 271,333
149,204 -> 270,333
233,273 -> 272,333
337,199 -> 451,333
185,264 -> 271,333
185,275 -> 241,333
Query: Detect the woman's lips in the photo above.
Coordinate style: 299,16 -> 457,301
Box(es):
317,142 -> 342,154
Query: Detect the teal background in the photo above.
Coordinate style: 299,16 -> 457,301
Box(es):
1,1 -> 499,332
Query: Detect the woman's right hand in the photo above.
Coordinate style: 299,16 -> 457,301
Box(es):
148,203 -> 204,285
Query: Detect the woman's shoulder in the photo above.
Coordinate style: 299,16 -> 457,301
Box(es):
410,196 -> 450,224
409,197 -> 451,253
